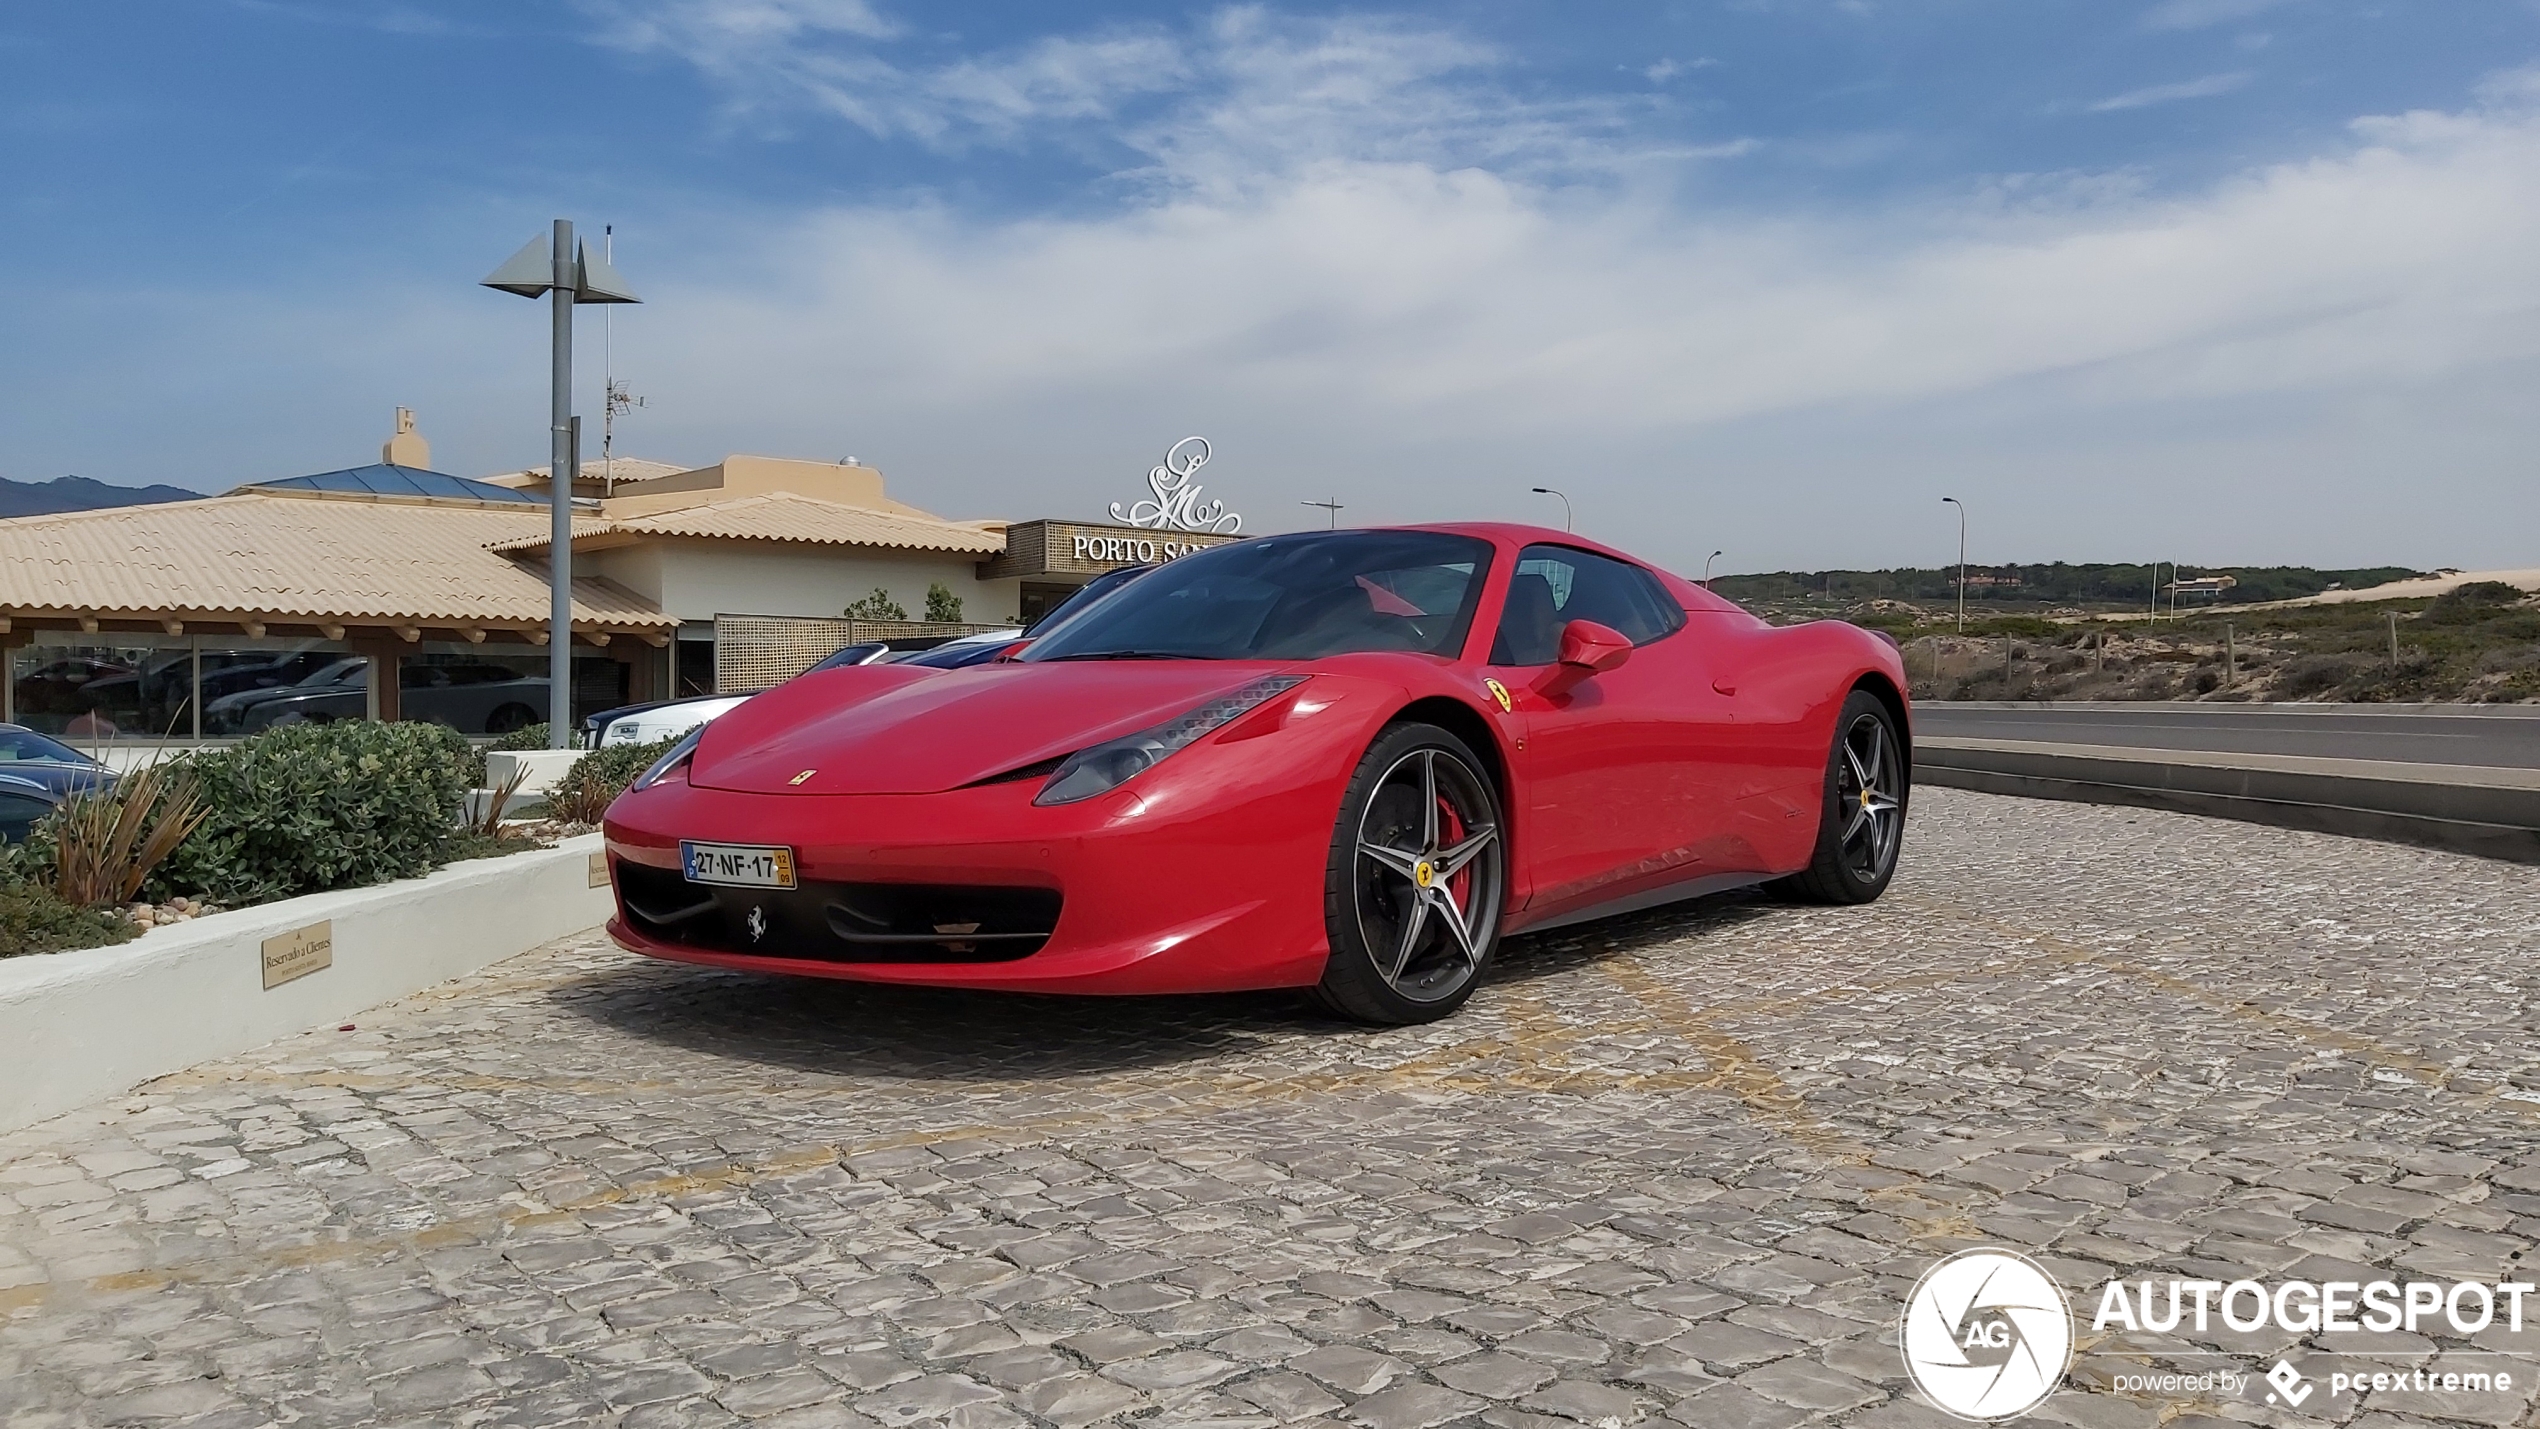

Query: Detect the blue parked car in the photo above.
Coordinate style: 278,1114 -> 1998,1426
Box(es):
0,725 -> 117,842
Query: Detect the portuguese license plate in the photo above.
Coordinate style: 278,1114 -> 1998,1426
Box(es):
680,841 -> 796,889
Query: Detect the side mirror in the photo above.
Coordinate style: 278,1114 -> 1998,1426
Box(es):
1536,620 -> 1631,695
1557,620 -> 1631,673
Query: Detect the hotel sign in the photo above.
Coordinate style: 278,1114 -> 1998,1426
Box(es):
1109,437 -> 1243,535
1071,532 -> 1219,564
978,519 -> 1238,582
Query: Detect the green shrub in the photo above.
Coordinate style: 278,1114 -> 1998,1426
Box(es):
844,587 -> 908,621
2427,581 -> 2525,624
0,877 -> 137,958
153,721 -> 475,905
545,737 -> 676,825
490,722 -> 551,752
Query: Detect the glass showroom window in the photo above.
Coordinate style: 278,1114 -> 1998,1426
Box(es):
398,646 -> 553,737
10,637 -> 356,742
9,639 -> 183,741
197,643 -> 362,736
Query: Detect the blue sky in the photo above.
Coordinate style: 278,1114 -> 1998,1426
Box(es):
6,0 -> 2540,573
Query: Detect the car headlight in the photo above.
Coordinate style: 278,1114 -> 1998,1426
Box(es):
631,726 -> 706,792
1034,676 -> 1306,807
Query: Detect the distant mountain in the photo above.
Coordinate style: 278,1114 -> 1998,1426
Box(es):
0,475 -> 203,518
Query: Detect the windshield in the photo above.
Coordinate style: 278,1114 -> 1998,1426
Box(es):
1024,531 -> 1493,662
0,729 -> 89,765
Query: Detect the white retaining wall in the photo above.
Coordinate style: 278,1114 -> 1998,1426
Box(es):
486,749 -> 584,796
0,834 -> 613,1135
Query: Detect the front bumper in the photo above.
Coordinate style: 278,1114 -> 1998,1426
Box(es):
602,762 -> 1343,996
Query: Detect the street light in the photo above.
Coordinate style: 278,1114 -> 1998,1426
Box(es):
2151,561 -> 2167,622
1301,498 -> 1344,529
482,220 -> 641,747
1703,550 -> 1723,587
1941,497 -> 1966,633
1529,486 -> 1572,532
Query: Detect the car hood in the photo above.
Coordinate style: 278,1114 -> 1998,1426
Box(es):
689,660 -> 1289,795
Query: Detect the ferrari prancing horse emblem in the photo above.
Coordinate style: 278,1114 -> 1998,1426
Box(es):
1483,678 -> 1511,713
745,906 -> 768,942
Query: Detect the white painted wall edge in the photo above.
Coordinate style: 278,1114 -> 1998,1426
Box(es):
486,748 -> 584,795
0,833 -> 612,1136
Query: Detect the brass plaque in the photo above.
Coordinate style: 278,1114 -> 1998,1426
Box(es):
261,921 -> 333,990
588,852 -> 612,888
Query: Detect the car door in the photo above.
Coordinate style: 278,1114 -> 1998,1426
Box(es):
1484,544 -> 1746,917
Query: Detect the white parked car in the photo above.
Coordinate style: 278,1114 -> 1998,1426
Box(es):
594,693 -> 754,747
581,631 -> 1026,748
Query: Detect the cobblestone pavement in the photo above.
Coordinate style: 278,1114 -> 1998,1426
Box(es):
6,788 -> 2540,1429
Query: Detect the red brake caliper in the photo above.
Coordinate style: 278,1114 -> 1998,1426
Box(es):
1438,797 -> 1469,915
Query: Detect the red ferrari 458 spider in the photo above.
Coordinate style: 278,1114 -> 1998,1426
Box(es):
602,524 -> 1909,1024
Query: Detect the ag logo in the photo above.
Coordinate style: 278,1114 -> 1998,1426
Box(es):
1483,678 -> 1512,712
1901,1248 -> 2071,1422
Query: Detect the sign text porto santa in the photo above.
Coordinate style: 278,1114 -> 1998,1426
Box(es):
1071,532 -> 1221,564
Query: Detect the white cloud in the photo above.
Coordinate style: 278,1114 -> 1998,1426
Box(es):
2086,71 -> 2253,113
555,65 -> 2540,569
579,2 -> 1695,188
26,8 -> 2540,572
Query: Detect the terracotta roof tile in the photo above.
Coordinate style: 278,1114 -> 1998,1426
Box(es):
485,493 -> 1007,557
0,491 -> 668,627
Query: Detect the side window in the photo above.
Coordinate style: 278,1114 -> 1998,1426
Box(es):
1490,545 -> 1686,665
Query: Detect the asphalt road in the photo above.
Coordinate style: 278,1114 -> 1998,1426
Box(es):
1916,701 -> 2540,769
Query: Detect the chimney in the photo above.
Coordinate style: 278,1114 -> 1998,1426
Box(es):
383,407 -> 432,468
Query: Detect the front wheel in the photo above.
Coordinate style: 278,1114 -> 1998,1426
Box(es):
1316,723 -> 1507,1025
1778,689 -> 1907,904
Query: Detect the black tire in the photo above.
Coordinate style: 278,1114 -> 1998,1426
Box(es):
1316,722 -> 1508,1025
486,703 -> 538,735
1779,689 -> 1908,904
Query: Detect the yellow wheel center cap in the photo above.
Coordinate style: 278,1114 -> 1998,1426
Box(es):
1414,861 -> 1435,888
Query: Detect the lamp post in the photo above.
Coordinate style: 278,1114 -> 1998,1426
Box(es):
1530,486 -> 1572,532
1301,498 -> 1344,529
482,221 -> 640,747
1704,550 -> 1723,587
2151,561 -> 2166,623
1942,497 -> 1966,632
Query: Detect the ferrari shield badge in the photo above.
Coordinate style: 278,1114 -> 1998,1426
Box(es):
1483,678 -> 1512,713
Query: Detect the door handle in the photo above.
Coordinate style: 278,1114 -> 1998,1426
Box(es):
1712,680 -> 1738,696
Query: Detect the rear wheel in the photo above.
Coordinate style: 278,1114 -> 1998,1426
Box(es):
1779,689 -> 1907,904
1316,723 -> 1506,1025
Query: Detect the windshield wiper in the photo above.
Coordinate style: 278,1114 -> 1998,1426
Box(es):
1042,650 -> 1215,661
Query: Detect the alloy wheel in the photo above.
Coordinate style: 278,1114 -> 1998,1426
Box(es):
1352,747 -> 1503,1003
1837,711 -> 1904,883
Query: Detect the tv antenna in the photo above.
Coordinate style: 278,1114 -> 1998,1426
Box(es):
1301,498 -> 1344,529
600,226 -> 646,495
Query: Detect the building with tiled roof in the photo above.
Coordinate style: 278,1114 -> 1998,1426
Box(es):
0,413 -> 1239,742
